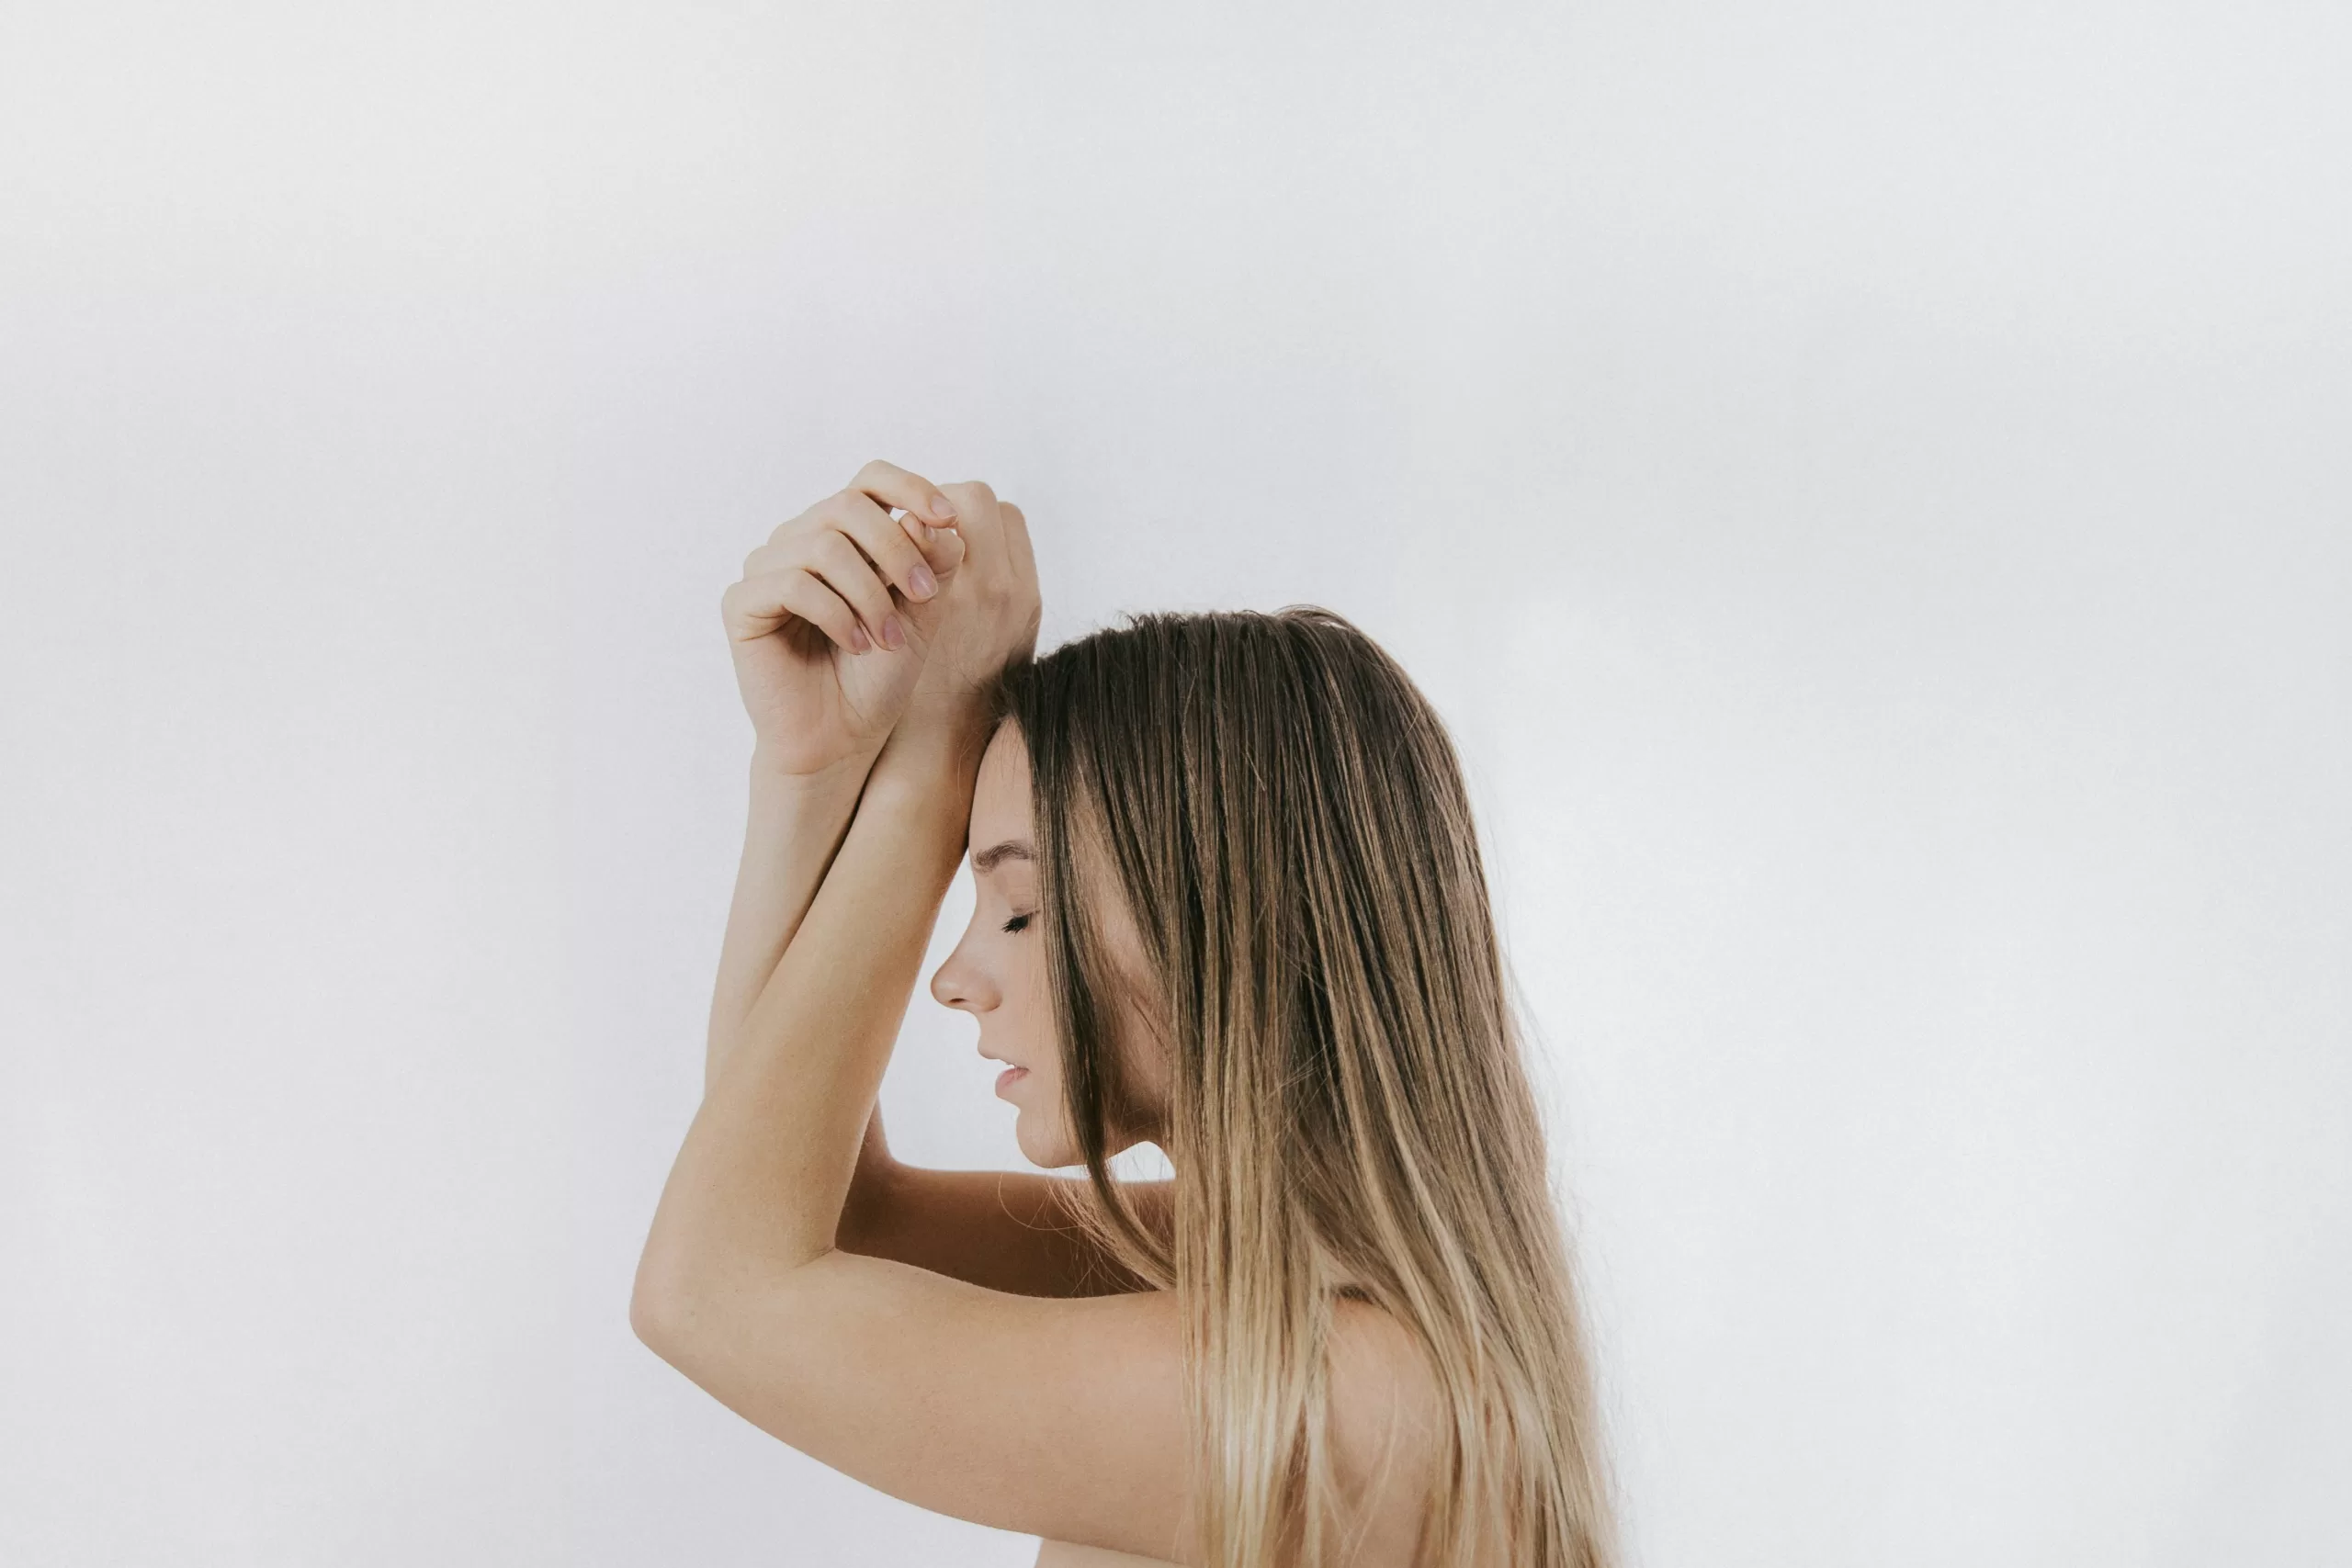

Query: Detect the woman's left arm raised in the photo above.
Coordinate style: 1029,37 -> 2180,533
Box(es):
628,480 -> 1199,1560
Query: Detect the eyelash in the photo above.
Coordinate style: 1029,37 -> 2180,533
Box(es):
1001,912 -> 1034,935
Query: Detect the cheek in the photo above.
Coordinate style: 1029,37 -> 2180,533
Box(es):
999,942 -> 1051,1034
1027,1054 -> 1064,1104
1010,1056 -> 1073,1150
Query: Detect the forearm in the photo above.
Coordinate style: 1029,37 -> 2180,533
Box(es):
836,1161 -> 1174,1298
643,716 -> 987,1293
705,744 -> 883,1093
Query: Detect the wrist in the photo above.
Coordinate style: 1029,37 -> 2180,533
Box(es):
880,698 -> 996,778
749,739 -> 885,796
865,716 -> 989,829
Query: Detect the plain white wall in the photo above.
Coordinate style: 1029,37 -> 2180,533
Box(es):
4,3 -> 2346,1564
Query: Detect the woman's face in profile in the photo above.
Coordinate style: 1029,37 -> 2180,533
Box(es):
929,722 -> 1169,1169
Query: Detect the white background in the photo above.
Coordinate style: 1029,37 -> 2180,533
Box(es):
4,3 -> 2347,1564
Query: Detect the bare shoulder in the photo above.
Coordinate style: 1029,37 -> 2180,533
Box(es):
1324,1296 -> 1447,1557
1028,1298 -> 1445,1568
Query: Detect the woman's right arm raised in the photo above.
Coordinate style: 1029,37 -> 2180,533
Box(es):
706,460 -> 1167,1301
704,459 -> 964,1092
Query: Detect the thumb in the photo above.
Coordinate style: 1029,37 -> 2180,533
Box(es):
898,516 -> 966,637
896,511 -> 967,593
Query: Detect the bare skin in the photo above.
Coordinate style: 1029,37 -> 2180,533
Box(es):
635,461 -> 1443,1565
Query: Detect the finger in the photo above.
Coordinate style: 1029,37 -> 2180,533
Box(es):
849,457 -> 960,527
935,479 -> 999,565
898,513 -> 967,579
937,479 -> 1017,594
825,488 -> 944,604
722,567 -> 872,654
748,531 -> 918,588
808,527 -> 907,650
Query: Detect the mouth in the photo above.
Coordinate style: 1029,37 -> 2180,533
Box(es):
993,1066 -> 1030,1097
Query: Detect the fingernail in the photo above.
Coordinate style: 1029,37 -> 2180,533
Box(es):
881,613 -> 905,649
929,494 -> 956,521
850,624 -> 870,652
909,562 -> 937,599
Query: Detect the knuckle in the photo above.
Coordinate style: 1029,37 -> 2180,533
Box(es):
846,502 -> 900,547
818,529 -> 866,573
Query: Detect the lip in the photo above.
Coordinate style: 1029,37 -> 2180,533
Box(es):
994,1066 -> 1029,1096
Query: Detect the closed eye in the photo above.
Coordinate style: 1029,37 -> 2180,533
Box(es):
1001,913 -> 1033,935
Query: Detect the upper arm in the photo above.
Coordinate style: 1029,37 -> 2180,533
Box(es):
636,1249 -> 1195,1559
632,1249 -> 1449,1565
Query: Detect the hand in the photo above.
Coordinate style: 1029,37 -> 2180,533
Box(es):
897,479 -> 1043,741
720,460 -> 968,777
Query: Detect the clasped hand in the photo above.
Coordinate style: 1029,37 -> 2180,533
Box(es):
720,459 -> 1044,779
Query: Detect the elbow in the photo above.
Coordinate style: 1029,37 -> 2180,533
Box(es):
629,1243 -> 703,1359
631,1228 -> 833,1361
628,1271 -> 672,1356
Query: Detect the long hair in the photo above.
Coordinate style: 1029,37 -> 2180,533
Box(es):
983,606 -> 1618,1568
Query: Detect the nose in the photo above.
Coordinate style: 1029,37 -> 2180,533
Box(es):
930,942 -> 995,1014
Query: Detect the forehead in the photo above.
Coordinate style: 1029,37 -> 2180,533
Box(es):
968,723 -> 1034,852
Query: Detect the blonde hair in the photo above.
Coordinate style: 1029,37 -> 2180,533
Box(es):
987,606 -> 1619,1568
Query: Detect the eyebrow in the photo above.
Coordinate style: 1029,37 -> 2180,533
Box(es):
971,840 -> 1035,874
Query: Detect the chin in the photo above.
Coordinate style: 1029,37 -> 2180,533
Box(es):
1012,1116 -> 1080,1172
1015,1133 -> 1075,1170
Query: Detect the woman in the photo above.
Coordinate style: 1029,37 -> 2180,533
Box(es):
632,461 -> 1620,1567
